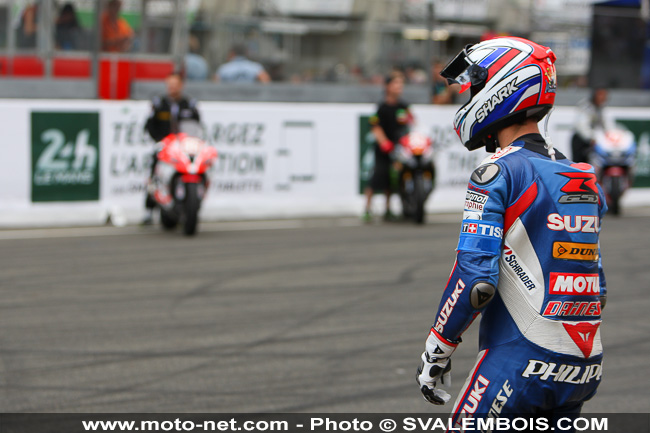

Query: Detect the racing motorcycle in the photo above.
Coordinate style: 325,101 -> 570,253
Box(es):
395,131 -> 436,224
590,128 -> 636,215
150,121 -> 218,235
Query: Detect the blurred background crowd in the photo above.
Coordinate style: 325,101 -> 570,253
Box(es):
1,0 -> 648,102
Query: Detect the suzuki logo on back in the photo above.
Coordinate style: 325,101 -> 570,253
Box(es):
558,172 -> 599,204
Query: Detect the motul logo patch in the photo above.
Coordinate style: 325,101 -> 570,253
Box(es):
549,272 -> 600,295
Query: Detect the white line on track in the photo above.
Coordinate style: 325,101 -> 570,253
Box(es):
0,218 -> 362,241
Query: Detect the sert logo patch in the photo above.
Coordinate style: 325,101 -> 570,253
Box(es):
471,164 -> 501,185
553,242 -> 599,261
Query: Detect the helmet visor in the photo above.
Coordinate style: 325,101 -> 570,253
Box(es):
440,45 -> 473,92
440,45 -> 487,94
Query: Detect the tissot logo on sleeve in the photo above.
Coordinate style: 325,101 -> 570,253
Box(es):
462,221 -> 503,238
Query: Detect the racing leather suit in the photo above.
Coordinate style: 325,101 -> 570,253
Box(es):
432,134 -> 607,425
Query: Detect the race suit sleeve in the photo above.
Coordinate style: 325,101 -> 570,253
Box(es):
597,183 -> 607,305
432,162 -> 509,342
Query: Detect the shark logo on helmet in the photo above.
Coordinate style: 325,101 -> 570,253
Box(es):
476,78 -> 520,123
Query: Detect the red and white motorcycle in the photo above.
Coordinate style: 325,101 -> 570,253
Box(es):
150,121 -> 218,235
395,131 -> 436,224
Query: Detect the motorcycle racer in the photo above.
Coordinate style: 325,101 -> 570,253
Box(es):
416,37 -> 607,428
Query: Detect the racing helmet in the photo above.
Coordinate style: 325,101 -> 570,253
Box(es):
441,37 -> 557,152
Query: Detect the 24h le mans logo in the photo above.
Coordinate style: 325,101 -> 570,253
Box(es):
31,112 -> 100,202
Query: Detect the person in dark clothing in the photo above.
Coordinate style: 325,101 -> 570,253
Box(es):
363,72 -> 413,222
571,88 -> 609,163
142,72 -> 201,225
55,3 -> 83,50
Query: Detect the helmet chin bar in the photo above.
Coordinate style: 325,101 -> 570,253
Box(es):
485,135 -> 498,153
465,130 -> 498,152
464,106 -> 552,153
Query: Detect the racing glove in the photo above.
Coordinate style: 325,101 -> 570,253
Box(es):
379,140 -> 394,154
416,329 -> 458,405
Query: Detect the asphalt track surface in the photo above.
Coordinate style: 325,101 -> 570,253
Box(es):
0,208 -> 648,414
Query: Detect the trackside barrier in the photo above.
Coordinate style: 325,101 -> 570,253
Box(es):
1,100 -> 649,227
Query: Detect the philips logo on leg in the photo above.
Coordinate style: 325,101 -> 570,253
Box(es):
522,360 -> 602,384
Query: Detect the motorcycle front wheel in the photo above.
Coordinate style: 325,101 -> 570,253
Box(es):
608,176 -> 622,216
414,174 -> 425,224
183,183 -> 200,236
160,208 -> 178,230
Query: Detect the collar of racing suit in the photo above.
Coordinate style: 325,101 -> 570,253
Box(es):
512,133 -> 567,160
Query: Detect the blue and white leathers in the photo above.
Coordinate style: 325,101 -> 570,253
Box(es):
432,134 -> 607,427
